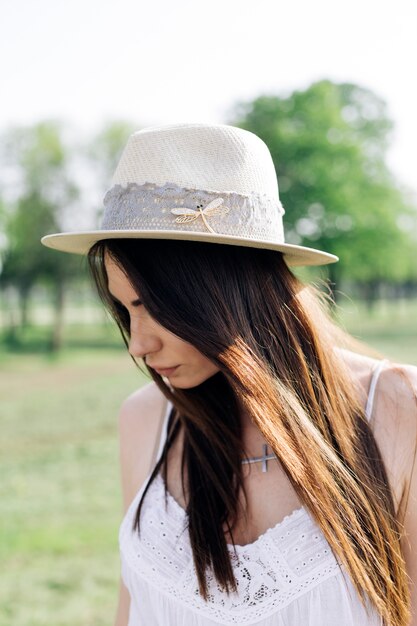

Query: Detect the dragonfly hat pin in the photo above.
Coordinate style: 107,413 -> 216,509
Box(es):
171,198 -> 230,234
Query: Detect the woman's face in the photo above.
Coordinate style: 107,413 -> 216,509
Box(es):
104,253 -> 220,388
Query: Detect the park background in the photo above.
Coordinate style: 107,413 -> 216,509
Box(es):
1,0 -> 417,624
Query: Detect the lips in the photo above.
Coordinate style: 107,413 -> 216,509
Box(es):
153,366 -> 179,376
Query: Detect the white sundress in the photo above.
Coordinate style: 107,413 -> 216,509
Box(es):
119,361 -> 387,625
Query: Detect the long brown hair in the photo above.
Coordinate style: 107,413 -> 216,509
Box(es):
88,238 -> 412,625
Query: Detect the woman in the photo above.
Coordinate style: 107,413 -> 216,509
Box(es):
41,123 -> 417,625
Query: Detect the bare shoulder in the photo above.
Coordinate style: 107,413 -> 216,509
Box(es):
371,360 -> 417,438
366,358 -> 417,514
119,380 -> 167,427
336,348 -> 417,409
393,366 -> 417,616
338,349 -> 417,512
335,347 -> 381,400
376,361 -> 417,406
118,381 -> 168,512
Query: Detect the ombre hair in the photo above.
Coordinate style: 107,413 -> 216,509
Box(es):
88,238 -> 413,626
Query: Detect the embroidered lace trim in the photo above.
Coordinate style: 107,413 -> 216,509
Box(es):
119,473 -> 343,624
102,181 -> 285,241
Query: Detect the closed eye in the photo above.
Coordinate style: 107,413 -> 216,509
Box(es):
109,294 -> 142,308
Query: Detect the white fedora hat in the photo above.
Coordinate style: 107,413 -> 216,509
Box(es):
41,122 -> 338,267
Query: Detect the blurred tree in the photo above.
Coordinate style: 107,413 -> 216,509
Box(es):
85,120 -> 137,223
229,80 -> 417,302
87,120 -> 137,182
0,121 -> 83,350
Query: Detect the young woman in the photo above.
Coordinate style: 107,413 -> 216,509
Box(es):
41,123 -> 417,626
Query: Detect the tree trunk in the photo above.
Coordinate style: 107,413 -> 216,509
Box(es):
1,287 -> 19,345
19,284 -> 31,329
363,280 -> 380,312
51,281 -> 65,352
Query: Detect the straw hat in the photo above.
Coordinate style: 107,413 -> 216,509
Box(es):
41,122 -> 338,267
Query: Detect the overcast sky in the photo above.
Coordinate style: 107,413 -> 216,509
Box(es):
2,0 -> 416,197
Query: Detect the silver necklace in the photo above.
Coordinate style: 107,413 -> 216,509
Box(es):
241,444 -> 278,473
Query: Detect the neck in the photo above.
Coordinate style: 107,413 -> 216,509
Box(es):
236,396 -> 253,429
236,400 -> 272,458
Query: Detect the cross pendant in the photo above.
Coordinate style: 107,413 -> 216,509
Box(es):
241,444 -> 277,472
260,444 -> 274,472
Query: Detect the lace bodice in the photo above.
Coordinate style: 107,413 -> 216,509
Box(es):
119,361 -> 387,625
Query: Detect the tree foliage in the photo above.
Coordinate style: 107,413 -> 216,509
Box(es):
0,119 -> 137,349
86,119 -> 137,185
1,120 -> 82,280
0,121 -> 83,346
229,80 -> 417,287
85,120 -> 137,224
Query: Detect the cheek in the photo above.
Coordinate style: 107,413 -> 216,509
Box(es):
184,344 -> 208,362
167,337 -> 219,373
193,351 -> 220,374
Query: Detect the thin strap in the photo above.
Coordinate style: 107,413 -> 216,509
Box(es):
365,359 -> 388,421
153,399 -> 172,465
139,400 -> 173,498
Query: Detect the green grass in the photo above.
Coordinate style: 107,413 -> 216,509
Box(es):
334,296 -> 417,365
0,342 -> 150,626
1,299 -> 416,625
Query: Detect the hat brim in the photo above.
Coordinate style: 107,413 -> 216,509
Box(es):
41,230 -> 338,267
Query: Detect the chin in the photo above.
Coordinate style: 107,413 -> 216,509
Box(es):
164,369 -> 218,389
166,377 -> 203,390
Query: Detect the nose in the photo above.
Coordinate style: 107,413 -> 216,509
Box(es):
127,311 -> 163,361
128,327 -> 157,360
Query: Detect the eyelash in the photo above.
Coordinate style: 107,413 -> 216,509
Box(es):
111,300 -> 142,320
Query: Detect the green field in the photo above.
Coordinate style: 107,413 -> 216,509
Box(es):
335,296 -> 417,365
1,342 -> 148,625
1,300 -> 416,625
